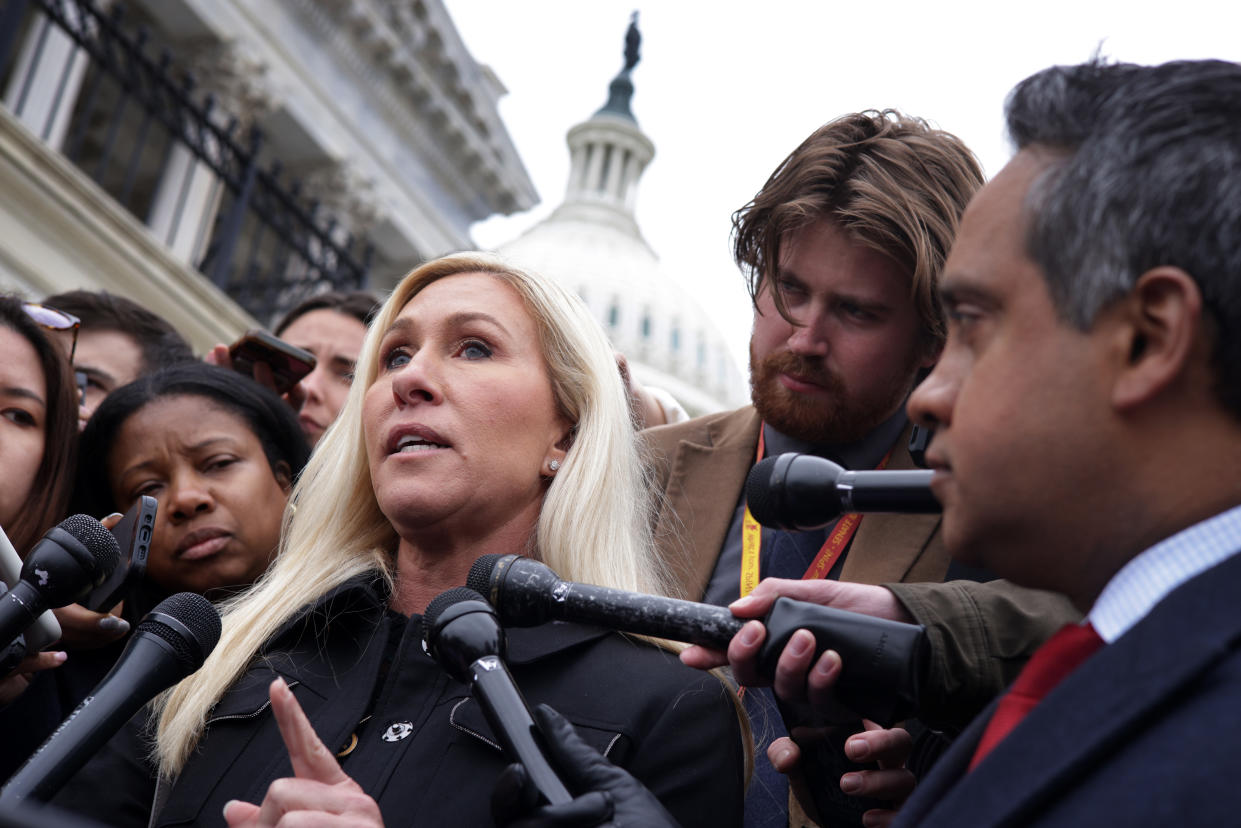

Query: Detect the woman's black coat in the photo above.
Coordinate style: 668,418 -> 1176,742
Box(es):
55,575 -> 745,827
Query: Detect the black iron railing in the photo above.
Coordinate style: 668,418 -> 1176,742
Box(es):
0,0 -> 373,322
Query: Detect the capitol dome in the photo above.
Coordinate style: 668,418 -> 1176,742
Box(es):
494,17 -> 747,416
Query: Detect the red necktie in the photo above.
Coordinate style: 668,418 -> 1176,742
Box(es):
969,622 -> 1104,771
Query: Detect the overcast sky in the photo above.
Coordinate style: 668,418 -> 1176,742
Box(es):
446,0 -> 1241,371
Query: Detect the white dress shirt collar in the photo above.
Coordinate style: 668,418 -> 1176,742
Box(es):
1089,503 -> 1241,643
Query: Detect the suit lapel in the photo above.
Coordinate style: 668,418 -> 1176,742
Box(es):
900,551 -> 1241,826
894,700 -> 992,826
655,407 -> 760,600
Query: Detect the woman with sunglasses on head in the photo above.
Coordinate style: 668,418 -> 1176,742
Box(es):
6,299 -> 132,647
0,295 -> 81,710
0,294 -> 139,780
54,255 -> 747,827
0,297 -> 79,552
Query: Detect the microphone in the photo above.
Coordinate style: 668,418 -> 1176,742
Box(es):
469,555 -> 926,725
1,525 -> 60,655
745,453 -> 940,531
1,592 -> 222,804
422,587 -> 572,806
0,516 -> 120,652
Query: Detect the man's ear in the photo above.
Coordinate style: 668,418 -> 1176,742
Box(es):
1111,267 -> 1204,411
274,460 -> 294,493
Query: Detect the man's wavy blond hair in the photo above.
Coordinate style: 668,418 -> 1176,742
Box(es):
733,109 -> 985,354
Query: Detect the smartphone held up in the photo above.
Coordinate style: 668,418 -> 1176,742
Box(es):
227,330 -> 315,395
82,496 -> 157,614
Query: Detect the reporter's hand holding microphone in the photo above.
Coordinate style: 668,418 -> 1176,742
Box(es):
680,579 -> 918,828
677,448 -> 934,826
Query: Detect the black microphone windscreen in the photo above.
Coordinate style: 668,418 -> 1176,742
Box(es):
141,592 -> 221,671
744,456 -> 781,527
58,515 -> 120,575
467,554 -> 505,596
422,586 -> 488,643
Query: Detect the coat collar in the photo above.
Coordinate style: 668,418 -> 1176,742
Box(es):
264,573 -> 613,665
647,407 -> 762,600
648,406 -> 945,597
505,622 -> 614,663
263,571 -> 391,648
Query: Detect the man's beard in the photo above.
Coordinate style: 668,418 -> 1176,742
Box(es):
750,348 -> 914,445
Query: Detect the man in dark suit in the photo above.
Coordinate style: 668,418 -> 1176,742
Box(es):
707,58 -> 1241,827
645,111 -> 1077,826
885,57 -> 1241,826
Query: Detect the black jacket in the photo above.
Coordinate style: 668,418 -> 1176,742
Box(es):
55,575 -> 745,827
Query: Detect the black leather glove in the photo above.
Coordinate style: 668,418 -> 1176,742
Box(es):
1,633 -> 26,676
491,704 -> 682,828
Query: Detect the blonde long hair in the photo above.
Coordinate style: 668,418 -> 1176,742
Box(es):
153,253 -> 673,774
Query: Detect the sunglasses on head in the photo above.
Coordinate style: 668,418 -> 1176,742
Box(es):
22,302 -> 81,363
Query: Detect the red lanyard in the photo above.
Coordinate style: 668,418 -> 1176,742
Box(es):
739,423 -> 890,597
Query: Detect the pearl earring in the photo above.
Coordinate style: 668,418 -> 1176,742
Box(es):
548,459 -> 561,472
